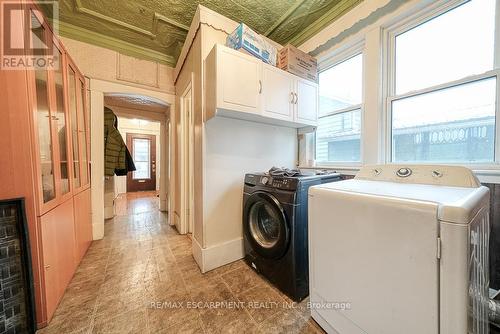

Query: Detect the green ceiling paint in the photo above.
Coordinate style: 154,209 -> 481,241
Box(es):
40,0 -> 363,66
287,0 -> 363,46
58,21 -> 175,65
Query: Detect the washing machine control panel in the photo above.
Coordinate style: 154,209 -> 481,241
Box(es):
244,174 -> 297,190
270,178 -> 293,189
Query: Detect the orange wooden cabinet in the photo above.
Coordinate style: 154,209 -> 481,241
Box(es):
0,0 -> 92,327
73,188 -> 92,264
39,198 -> 77,321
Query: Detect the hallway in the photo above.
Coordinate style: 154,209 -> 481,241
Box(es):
38,193 -> 323,334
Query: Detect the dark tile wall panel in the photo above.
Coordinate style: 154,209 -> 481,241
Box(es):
0,204 -> 31,334
485,183 -> 500,289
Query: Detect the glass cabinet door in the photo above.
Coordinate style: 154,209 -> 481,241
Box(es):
77,78 -> 89,186
53,45 -> 70,195
31,11 -> 55,204
67,66 -> 81,189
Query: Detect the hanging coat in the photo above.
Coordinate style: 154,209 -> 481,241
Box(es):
115,147 -> 136,176
104,107 -> 127,176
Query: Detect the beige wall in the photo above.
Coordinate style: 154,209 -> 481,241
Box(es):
61,37 -> 175,95
174,6 -> 297,271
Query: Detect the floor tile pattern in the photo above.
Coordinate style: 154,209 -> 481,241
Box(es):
37,192 -> 324,334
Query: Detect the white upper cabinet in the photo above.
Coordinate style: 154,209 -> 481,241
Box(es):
219,47 -> 261,114
205,44 -> 318,127
295,78 -> 318,126
261,66 -> 294,121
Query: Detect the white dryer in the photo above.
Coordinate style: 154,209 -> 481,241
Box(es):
308,165 -> 490,334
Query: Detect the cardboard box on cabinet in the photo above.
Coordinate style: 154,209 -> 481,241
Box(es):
278,44 -> 318,82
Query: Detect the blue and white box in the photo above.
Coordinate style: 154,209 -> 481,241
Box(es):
226,23 -> 277,66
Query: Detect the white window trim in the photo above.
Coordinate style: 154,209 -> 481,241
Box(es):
314,39 -> 365,167
382,0 -> 500,170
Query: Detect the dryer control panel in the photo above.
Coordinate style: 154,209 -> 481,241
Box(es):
355,164 -> 480,188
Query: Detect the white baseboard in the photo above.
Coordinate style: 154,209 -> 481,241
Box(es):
191,237 -> 244,273
104,206 -> 114,219
159,199 -> 167,212
92,221 -> 104,240
311,309 -> 340,334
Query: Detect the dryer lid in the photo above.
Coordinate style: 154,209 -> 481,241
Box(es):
312,179 -> 489,224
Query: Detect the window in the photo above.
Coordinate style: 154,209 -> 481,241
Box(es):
316,52 -> 363,163
133,138 -> 151,179
388,0 -> 498,164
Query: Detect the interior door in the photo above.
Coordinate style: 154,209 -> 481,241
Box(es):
127,133 -> 156,192
262,66 -> 294,121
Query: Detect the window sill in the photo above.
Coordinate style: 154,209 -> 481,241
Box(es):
299,165 -> 360,175
300,164 -> 500,183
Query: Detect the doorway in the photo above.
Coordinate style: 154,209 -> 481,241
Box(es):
126,133 -> 157,192
177,81 -> 194,234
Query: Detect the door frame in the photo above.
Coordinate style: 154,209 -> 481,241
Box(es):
88,78 -> 174,240
178,79 -> 194,235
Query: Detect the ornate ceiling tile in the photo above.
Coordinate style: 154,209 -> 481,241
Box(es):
41,0 -> 363,67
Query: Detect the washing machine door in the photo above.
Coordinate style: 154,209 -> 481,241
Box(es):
244,191 -> 290,259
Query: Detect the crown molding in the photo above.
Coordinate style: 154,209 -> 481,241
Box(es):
56,21 -> 175,66
288,0 -> 363,47
74,0 -> 189,37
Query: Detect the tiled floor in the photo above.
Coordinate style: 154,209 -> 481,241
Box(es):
37,192 -> 324,334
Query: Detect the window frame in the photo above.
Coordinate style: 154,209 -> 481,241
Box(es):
315,40 -> 365,166
383,0 -> 500,168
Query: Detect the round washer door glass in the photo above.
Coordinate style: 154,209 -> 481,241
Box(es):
249,201 -> 282,248
244,192 -> 289,259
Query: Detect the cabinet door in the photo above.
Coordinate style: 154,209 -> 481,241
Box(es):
76,77 -> 89,186
74,188 -> 92,263
40,199 -> 76,321
52,41 -> 71,197
67,63 -> 81,190
295,78 -> 318,125
29,10 -> 57,206
39,214 -> 58,321
262,66 -> 294,121
219,48 -> 261,114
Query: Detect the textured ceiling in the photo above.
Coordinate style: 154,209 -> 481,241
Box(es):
104,94 -> 169,114
41,0 -> 363,66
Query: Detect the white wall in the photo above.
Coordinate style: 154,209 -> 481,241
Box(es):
114,117 -> 161,194
203,117 -> 297,248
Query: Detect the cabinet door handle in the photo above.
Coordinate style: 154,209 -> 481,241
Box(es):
290,92 -> 294,103
295,93 -> 298,104
258,80 -> 262,94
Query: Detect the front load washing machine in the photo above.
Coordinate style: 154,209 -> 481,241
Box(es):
243,171 -> 340,301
